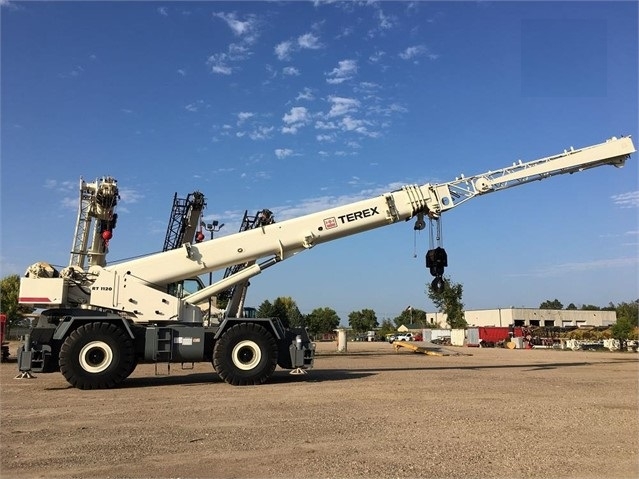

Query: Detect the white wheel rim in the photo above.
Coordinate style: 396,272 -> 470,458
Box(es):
79,341 -> 113,373
231,340 -> 262,371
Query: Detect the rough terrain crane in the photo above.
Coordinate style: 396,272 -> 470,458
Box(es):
16,136 -> 636,389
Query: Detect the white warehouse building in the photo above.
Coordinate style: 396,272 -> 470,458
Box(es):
425,308 -> 617,329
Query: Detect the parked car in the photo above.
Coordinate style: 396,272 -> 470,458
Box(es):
387,332 -> 416,343
392,333 -> 414,342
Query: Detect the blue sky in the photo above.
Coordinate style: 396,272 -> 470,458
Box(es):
1,1 -> 637,322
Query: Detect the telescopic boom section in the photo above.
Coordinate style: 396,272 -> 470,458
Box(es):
88,136 -> 634,321
428,136 -> 635,213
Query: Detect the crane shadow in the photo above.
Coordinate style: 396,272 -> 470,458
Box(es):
41,357 -> 636,390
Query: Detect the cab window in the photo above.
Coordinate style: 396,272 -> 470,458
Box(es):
167,278 -> 205,298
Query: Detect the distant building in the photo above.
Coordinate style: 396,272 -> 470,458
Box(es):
425,308 -> 616,329
397,323 -> 424,332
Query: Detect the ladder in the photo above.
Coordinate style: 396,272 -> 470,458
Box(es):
162,191 -> 206,251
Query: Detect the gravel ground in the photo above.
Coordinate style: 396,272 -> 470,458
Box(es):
1,341 -> 637,479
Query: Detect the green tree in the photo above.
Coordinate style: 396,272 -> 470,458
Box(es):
276,297 -> 305,328
257,297 -> 304,328
581,304 -> 601,311
612,300 -> 639,349
378,318 -> 395,338
305,307 -> 340,337
426,276 -> 466,328
566,303 -> 577,310
1,274 -> 35,333
539,299 -> 563,309
348,309 -> 378,333
615,300 -> 639,324
257,299 -> 275,318
393,307 -> 432,328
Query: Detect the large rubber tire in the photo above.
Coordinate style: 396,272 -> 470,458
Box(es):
213,323 -> 278,386
59,322 -> 135,390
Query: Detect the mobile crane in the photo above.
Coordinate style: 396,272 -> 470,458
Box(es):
16,136 -> 635,389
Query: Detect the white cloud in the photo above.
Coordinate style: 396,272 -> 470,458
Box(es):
237,112 -> 254,125
228,43 -> 251,59
358,81 -> 380,91
375,7 -> 396,30
212,12 -> 257,37
283,106 -> 310,125
298,32 -> 322,50
177,69 -> 186,76
327,96 -> 360,117
369,102 -> 408,116
211,64 -> 232,75
369,50 -> 385,63
185,103 -> 199,112
276,33 -> 324,61
341,116 -> 364,131
611,191 -> 639,208
315,120 -> 338,130
399,45 -> 439,61
399,45 -> 426,60
296,87 -> 315,101
207,14 -> 260,75
118,187 -> 144,204
274,41 -> 293,61
282,126 -> 302,134
275,148 -> 293,159
316,134 -> 335,142
61,196 -> 78,210
519,257 -> 639,278
207,53 -> 232,75
283,66 -> 300,76
337,26 -> 354,38
340,116 -> 378,137
249,126 -> 274,140
326,59 -> 357,84
44,179 -> 75,192
59,65 -> 85,79
157,7 -> 168,17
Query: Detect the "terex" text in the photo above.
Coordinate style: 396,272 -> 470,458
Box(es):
337,207 -> 379,223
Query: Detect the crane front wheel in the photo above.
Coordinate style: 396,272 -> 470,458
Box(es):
213,322 -> 278,386
59,322 -> 135,390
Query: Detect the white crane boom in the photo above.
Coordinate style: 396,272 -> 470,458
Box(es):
81,136 -> 636,321
433,136 -> 634,212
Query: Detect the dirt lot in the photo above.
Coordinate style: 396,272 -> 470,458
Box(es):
1,340 -> 637,479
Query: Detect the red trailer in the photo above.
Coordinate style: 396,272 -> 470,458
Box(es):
467,326 -> 524,347
0,314 -> 9,361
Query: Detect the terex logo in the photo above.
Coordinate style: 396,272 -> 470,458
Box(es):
337,207 -> 379,224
